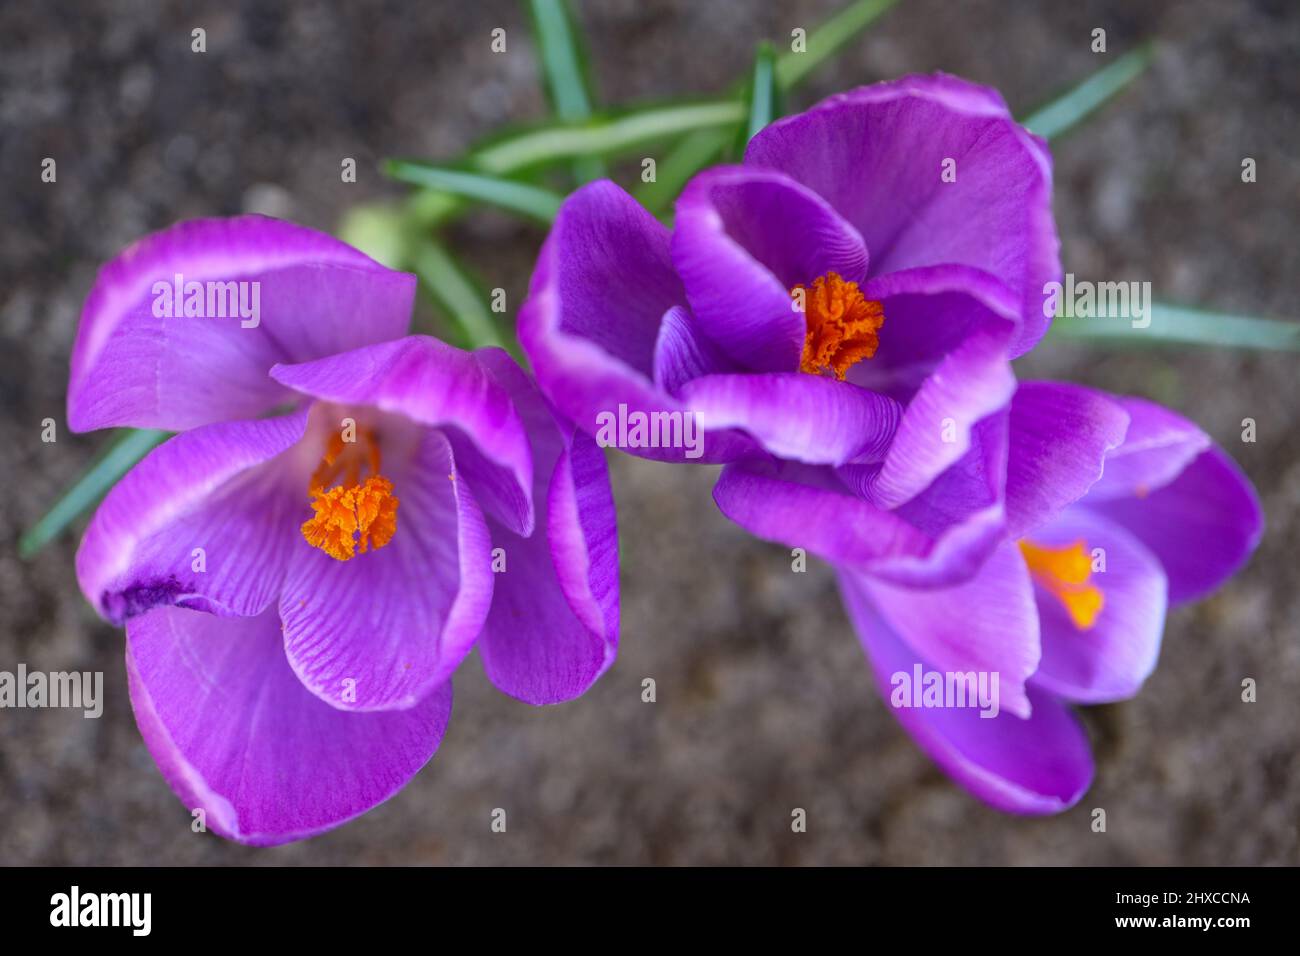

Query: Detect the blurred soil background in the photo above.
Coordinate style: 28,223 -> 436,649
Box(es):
1,0 -> 1296,864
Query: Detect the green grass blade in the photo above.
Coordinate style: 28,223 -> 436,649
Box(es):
745,42 -> 779,143
20,428 -> 170,558
335,203 -> 411,269
410,238 -> 508,352
401,102 -> 741,229
384,161 -> 564,223
471,100 -> 744,174
774,0 -> 900,87
527,0 -> 606,182
1021,43 -> 1155,141
1049,301 -> 1300,351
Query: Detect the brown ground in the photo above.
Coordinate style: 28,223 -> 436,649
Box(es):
0,0 -> 1296,865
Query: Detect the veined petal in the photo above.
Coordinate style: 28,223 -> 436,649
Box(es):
869,324 -> 1015,510
840,569 -> 1093,815
473,350 -> 619,704
76,409 -> 309,625
271,335 -> 534,536
69,216 -> 415,432
279,427 -> 493,712
858,540 -> 1041,719
746,73 -> 1060,357
526,179 -> 683,378
713,421 -> 1006,591
652,305 -> 740,397
883,411 -> 1010,587
849,264 -> 1020,397
1086,445 -> 1263,605
1005,381 -> 1130,538
519,183 -> 754,464
127,606 -> 452,846
681,372 -> 901,466
1027,509 -> 1167,704
1086,396 -> 1211,500
672,165 -> 869,372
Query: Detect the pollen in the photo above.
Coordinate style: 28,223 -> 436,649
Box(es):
1018,538 -> 1104,631
300,427 -> 399,561
793,272 -> 885,380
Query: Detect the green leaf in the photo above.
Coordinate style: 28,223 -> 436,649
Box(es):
395,102 -> 743,231
410,238 -> 509,352
20,428 -> 170,559
470,100 -> 744,175
384,160 -> 564,223
1049,301 -> 1300,351
392,102 -> 742,230
774,0 -> 900,88
335,203 -> 411,270
1021,43 -> 1155,142
745,42 -> 779,143
527,0 -> 605,182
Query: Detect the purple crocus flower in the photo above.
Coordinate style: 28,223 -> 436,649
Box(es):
520,73 -> 1058,583
68,216 -> 618,844
716,383 -> 1262,812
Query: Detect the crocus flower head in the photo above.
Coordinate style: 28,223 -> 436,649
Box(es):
520,74 -> 1058,427
521,73 -> 1058,582
69,216 -> 619,844
725,382 -> 1262,812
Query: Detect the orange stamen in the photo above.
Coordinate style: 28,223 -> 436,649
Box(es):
301,427 -> 399,561
793,272 -> 885,380
1018,538 -> 1105,630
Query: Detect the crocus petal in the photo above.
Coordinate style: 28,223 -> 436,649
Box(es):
849,264 -> 1020,397
714,459 -> 930,567
76,409 -> 309,625
680,372 -> 901,466
712,436 -> 1004,590
672,165 -> 869,372
652,305 -> 740,397
1027,510 -> 1167,704
745,73 -> 1060,356
840,570 -> 1093,815
868,324 -> 1015,509
884,411 -> 1010,587
1085,446 -> 1263,604
473,350 -> 620,704
126,606 -> 452,846
271,335 -> 534,536
69,215 -> 415,432
1004,381 -> 1130,538
1086,396 -> 1211,500
857,540 -> 1041,719
279,428 -> 493,711
526,179 -> 683,378
519,182 -> 754,464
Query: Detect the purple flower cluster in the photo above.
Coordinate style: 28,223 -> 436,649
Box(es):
518,74 -> 1262,813
68,74 -> 1262,841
